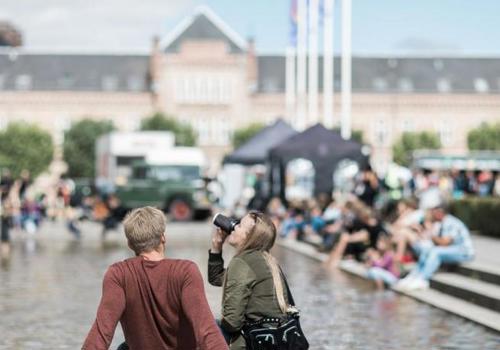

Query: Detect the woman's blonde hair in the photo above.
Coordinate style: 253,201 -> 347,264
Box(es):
237,211 -> 289,313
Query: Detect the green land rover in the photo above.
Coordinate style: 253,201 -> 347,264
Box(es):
115,161 -> 212,221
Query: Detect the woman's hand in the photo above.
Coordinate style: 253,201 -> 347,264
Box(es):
211,228 -> 228,254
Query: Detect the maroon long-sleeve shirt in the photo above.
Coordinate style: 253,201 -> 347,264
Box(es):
82,257 -> 228,350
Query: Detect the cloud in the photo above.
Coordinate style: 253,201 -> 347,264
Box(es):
0,10 -> 13,20
1,0 -> 197,51
35,7 -> 71,24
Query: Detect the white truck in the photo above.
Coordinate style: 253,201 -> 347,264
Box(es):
95,131 -> 175,191
95,131 -> 212,220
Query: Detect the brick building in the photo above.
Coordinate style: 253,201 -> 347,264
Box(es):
0,6 -> 499,173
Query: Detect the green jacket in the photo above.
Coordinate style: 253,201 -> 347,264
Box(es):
208,249 -> 288,350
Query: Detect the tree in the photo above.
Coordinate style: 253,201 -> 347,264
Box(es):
63,119 -> 115,178
467,122 -> 500,151
0,122 -> 53,177
392,131 -> 441,167
232,123 -> 265,148
0,21 -> 23,47
140,112 -> 196,146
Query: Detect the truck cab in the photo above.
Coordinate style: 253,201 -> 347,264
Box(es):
115,149 -> 212,221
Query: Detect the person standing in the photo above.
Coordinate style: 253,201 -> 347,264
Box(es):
354,166 -> 379,207
83,206 -> 227,350
18,169 -> 31,200
0,169 -> 15,258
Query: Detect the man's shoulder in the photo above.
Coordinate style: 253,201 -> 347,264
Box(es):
109,256 -> 140,269
165,259 -> 200,276
167,258 -> 197,268
444,215 -> 466,227
443,215 -> 470,235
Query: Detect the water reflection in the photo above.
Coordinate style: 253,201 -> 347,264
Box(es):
274,246 -> 499,350
0,222 -> 498,349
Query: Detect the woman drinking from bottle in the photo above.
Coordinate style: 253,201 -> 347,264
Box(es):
208,211 -> 290,349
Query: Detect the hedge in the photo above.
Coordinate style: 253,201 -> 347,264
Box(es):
450,197 -> 500,238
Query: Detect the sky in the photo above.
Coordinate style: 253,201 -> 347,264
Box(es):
1,0 -> 500,56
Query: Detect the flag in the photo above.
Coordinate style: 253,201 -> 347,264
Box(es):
289,0 -> 298,46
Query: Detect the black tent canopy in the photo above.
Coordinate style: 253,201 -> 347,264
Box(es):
269,123 -> 369,197
223,119 -> 298,165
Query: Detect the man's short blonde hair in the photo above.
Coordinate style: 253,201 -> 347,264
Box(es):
123,206 -> 166,255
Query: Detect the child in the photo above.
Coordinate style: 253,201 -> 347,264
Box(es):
366,235 -> 400,289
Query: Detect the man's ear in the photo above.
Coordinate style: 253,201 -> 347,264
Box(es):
161,234 -> 166,244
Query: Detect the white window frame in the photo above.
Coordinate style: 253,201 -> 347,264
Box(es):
436,120 -> 453,147
374,119 -> 389,146
402,119 -> 414,133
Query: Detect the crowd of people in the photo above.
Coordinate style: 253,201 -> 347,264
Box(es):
0,169 -> 37,257
0,162 -> 490,348
259,166 -> 479,291
392,167 -> 499,202
0,168 -> 126,259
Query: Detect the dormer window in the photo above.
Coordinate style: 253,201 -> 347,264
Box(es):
15,74 -> 32,90
474,78 -> 489,93
399,78 -> 413,92
437,78 -> 451,93
58,73 -> 74,90
433,59 -> 444,71
127,76 -> 144,91
102,75 -> 118,91
373,77 -> 388,92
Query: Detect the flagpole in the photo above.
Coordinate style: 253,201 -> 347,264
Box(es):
308,0 -> 319,126
286,45 -> 296,125
341,0 -> 352,139
297,0 -> 307,130
323,0 -> 334,129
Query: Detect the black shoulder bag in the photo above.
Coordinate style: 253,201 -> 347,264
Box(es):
240,270 -> 309,350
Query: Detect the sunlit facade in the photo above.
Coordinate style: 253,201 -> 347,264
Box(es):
1,6 -> 499,173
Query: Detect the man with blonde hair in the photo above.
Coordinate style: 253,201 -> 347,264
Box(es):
83,206 -> 228,350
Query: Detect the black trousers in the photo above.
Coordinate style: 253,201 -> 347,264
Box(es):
1,217 -> 10,242
117,343 -> 128,350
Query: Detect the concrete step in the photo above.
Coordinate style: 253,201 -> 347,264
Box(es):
394,286 -> 500,333
447,261 -> 500,286
430,272 -> 500,312
277,238 -> 500,332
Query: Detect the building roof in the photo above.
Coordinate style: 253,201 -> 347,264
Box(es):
1,50 -> 499,94
257,55 -> 500,94
161,6 -> 247,54
0,51 -> 150,92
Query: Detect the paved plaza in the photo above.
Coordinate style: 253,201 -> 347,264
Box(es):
0,220 -> 499,349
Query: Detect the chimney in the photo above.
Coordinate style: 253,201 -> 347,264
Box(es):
246,37 -> 258,94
